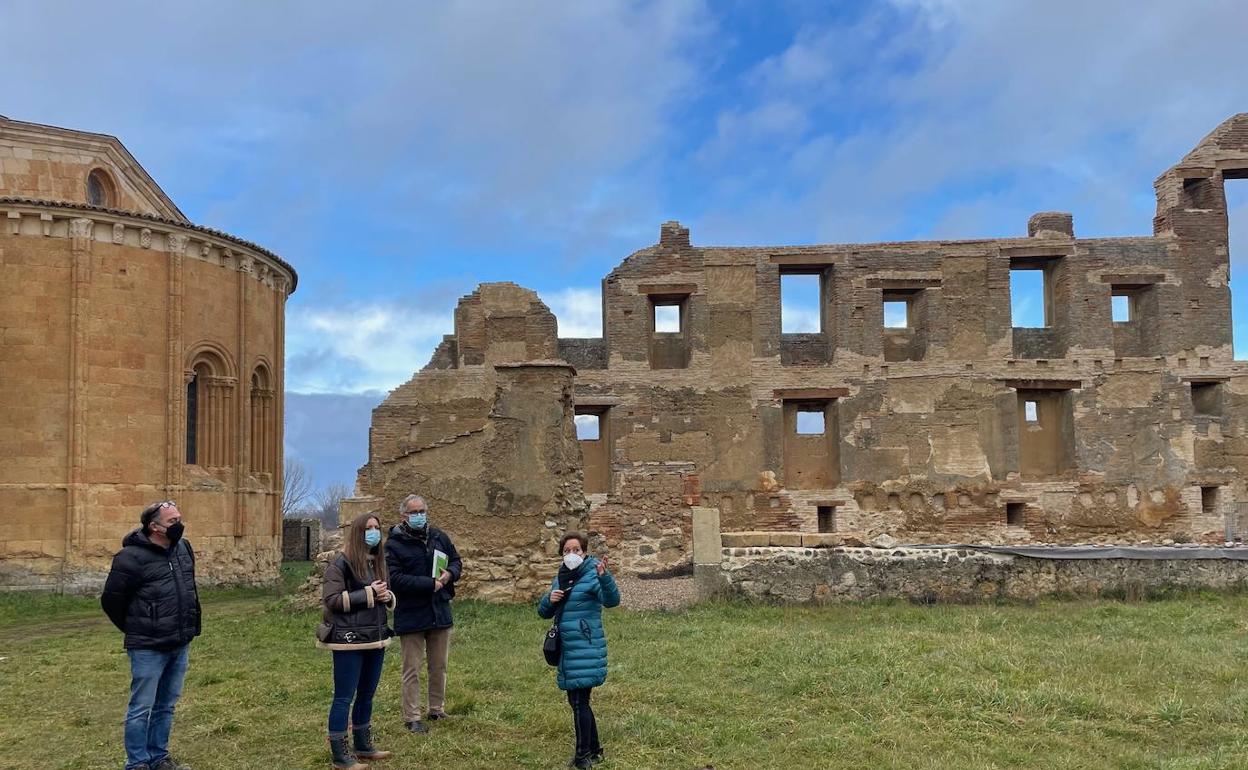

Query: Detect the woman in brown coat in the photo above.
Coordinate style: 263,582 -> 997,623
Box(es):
318,513 -> 397,769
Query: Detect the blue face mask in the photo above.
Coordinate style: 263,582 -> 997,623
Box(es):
408,512 -> 428,529
364,529 -> 382,548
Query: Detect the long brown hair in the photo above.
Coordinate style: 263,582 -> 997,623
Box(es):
342,512 -> 388,584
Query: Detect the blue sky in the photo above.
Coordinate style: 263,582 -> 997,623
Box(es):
4,0 -> 1248,496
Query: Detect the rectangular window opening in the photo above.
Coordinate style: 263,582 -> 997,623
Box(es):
883,300 -> 910,329
1024,400 -> 1039,423
1191,382 -> 1222,417
781,272 -> 822,333
1010,265 -> 1050,328
795,409 -> 826,435
653,303 -> 681,333
817,505 -> 836,533
1006,502 -> 1025,526
574,413 -> 600,441
1201,486 -> 1219,514
1111,293 -> 1132,323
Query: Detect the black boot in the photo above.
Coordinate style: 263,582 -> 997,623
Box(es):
329,735 -> 367,770
353,726 -> 392,761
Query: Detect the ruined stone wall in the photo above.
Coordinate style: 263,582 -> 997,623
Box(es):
715,545 -> 1248,603
1,121 -> 295,591
364,115 -> 1248,598
357,285 -> 587,601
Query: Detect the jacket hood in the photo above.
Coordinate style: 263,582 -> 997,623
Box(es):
122,527 -> 160,550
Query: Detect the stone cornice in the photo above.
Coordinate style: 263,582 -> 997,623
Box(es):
0,197 -> 297,294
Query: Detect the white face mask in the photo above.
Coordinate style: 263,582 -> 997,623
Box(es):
563,552 -> 584,570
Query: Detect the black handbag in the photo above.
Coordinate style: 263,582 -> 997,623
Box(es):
542,581 -> 572,666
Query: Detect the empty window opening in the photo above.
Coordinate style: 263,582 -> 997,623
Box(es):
653,303 -> 681,333
1229,179 -> 1247,360
817,505 -> 836,533
1016,389 -> 1074,479
1191,382 -> 1222,417
649,295 -> 690,369
575,413 -> 600,441
1201,486 -> 1219,514
883,300 -> 909,328
576,407 -> 610,494
1024,400 -> 1039,423
1010,265 -> 1050,328
783,401 -> 839,489
1006,502 -> 1025,526
1111,294 -> 1131,322
781,272 -> 822,333
796,409 -> 825,435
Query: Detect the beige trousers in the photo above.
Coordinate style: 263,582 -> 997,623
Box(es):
399,628 -> 451,721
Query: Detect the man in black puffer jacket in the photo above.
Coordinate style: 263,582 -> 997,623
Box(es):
101,501 -> 201,770
385,494 -> 463,733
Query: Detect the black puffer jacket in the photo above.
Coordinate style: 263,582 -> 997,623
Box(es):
318,553 -> 396,650
384,524 -> 462,634
100,529 -> 202,650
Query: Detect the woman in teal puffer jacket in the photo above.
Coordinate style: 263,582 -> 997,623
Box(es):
537,532 -> 621,769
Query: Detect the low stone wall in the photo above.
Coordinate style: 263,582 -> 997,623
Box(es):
715,546 -> 1248,603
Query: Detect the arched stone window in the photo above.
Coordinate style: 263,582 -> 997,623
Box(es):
185,347 -> 236,467
86,168 -> 116,208
249,362 -> 276,475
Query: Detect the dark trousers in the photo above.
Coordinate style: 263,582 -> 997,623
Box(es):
566,687 -> 601,760
329,648 -> 385,738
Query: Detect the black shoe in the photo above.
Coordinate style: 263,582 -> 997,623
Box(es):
427,710 -> 451,721
591,748 -> 605,764
352,726 -> 392,760
131,765 -> 151,770
404,720 -> 428,733
568,757 -> 593,769
152,759 -> 192,770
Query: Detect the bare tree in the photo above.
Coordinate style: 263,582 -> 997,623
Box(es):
283,457 -> 314,517
313,482 -> 354,528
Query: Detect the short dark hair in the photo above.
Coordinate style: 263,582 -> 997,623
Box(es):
559,532 -> 587,552
140,501 -> 175,531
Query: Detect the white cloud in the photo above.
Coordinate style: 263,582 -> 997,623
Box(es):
543,288 -> 604,338
286,303 -> 453,394
0,1 -> 714,262
691,1 -> 1248,245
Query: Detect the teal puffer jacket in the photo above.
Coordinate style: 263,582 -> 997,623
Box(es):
537,557 -> 621,690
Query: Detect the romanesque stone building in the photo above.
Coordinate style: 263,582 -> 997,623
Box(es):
358,114 -> 1248,598
0,116 -> 296,590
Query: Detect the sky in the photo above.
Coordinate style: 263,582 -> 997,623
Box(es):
4,0 -> 1248,496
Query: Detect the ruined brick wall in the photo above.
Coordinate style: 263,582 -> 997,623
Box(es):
1,121 -> 295,591
357,285 -> 588,601
365,115 -> 1248,597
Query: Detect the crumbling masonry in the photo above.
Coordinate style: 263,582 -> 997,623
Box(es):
355,115 -> 1248,601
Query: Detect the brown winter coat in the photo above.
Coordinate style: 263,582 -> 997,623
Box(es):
317,553 -> 397,651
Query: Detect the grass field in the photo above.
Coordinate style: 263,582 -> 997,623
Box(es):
1,564 -> 1246,770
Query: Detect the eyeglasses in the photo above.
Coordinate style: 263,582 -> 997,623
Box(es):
152,500 -> 176,511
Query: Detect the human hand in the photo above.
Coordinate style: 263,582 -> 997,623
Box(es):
439,570 -> 452,584
550,589 -> 566,603
371,580 -> 390,602
596,557 -> 608,577
434,579 -> 445,592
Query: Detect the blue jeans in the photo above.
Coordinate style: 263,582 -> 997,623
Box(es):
329,648 -> 385,738
124,644 -> 190,770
